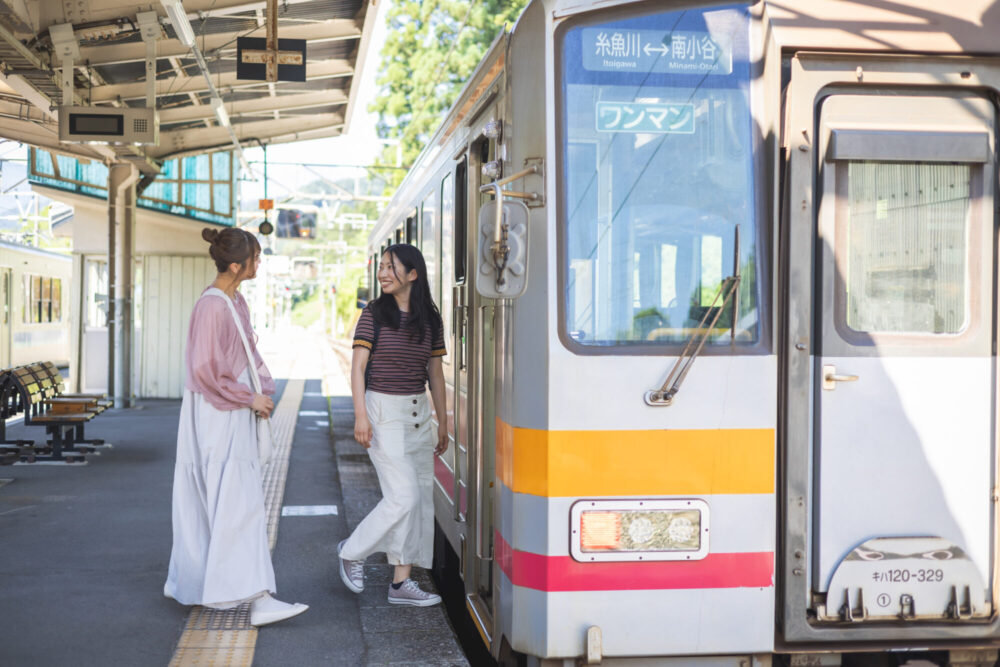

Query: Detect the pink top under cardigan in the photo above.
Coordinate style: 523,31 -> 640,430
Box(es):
185,289 -> 276,411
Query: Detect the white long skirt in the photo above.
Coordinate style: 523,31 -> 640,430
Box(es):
164,371 -> 275,607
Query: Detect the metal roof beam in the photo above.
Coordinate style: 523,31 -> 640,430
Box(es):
158,89 -> 346,124
89,59 -> 352,103
77,20 -> 361,67
152,112 -> 343,157
38,0 -> 317,26
175,0 -> 317,19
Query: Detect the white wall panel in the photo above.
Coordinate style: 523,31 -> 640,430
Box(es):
139,255 -> 215,398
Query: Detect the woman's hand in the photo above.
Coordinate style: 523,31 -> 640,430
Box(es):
251,393 -> 274,419
355,414 -> 373,449
434,422 -> 449,456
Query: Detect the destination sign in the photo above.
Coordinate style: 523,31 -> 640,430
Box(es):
596,101 -> 694,134
582,29 -> 732,75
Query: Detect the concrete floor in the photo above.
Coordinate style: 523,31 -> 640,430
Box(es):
0,345 -> 468,666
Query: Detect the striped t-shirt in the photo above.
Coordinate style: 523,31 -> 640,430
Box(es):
353,306 -> 446,395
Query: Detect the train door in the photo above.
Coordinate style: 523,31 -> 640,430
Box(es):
0,268 -> 10,368
461,111 -> 501,643
784,74 -> 999,641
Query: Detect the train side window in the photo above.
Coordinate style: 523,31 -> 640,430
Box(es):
394,227 -> 403,244
454,157 -> 467,283
50,279 -> 62,321
421,193 -> 438,304
25,275 -> 39,323
441,172 -> 454,349
406,210 -> 418,244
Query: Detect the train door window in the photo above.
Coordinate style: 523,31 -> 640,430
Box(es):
840,162 -> 970,336
406,209 -> 418,245
441,172 -> 454,353
421,193 -> 438,304
454,157 -> 467,283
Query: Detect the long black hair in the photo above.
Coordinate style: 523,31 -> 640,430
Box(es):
370,243 -> 441,343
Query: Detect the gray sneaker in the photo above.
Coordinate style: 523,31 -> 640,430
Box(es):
338,539 -> 364,593
387,578 -> 442,607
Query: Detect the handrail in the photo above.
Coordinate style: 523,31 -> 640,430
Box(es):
473,305 -> 493,561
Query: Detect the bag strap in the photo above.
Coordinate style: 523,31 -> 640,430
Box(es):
204,288 -> 262,395
363,308 -> 381,390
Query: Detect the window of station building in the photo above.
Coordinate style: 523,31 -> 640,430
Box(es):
29,148 -> 238,227
558,4 -> 760,348
24,275 -> 62,324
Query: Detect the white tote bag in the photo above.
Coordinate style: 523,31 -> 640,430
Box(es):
206,288 -> 273,466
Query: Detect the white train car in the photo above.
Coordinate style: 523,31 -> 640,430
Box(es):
0,241 -> 71,370
366,1 -> 1000,665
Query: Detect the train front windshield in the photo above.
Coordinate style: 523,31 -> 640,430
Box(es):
558,4 -> 759,348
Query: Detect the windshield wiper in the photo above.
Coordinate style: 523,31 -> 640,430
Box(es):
645,226 -> 741,407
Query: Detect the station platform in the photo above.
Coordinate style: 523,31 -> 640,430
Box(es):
0,327 -> 469,667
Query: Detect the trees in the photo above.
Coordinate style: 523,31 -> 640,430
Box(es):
370,0 -> 529,188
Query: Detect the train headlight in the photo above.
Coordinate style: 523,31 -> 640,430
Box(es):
571,499 -> 710,562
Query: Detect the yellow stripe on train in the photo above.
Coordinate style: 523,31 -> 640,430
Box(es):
496,419 -> 774,497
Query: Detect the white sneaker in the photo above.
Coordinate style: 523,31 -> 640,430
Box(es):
250,593 -> 309,626
387,579 -> 442,607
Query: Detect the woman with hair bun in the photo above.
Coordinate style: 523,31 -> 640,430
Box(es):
164,227 -> 308,627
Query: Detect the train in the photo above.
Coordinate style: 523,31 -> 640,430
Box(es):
364,1 -> 1000,665
0,241 -> 71,371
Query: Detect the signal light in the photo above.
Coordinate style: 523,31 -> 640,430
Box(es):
580,512 -> 621,551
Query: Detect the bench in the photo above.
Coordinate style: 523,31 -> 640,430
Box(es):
32,362 -> 112,450
0,363 -> 107,464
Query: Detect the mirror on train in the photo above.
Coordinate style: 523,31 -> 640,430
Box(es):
476,199 -> 529,298
356,286 -> 369,309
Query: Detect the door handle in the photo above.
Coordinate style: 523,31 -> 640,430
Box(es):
822,364 -> 859,391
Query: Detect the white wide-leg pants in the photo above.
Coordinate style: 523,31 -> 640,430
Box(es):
341,390 -> 435,568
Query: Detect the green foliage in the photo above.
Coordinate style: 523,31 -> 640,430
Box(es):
290,285 -> 322,327
370,0 -> 529,189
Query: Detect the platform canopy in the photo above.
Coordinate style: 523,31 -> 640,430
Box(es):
0,0 -> 377,176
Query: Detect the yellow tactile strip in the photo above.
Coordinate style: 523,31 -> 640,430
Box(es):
169,380 -> 305,667
263,379 -> 305,551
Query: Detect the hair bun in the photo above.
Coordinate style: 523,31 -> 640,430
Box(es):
202,228 -> 220,243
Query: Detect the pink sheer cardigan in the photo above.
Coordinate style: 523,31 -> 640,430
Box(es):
185,289 -> 276,411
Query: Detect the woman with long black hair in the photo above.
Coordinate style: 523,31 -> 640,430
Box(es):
338,243 -> 448,606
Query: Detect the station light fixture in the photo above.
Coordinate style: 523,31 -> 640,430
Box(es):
160,0 -> 196,48
210,96 -> 230,128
